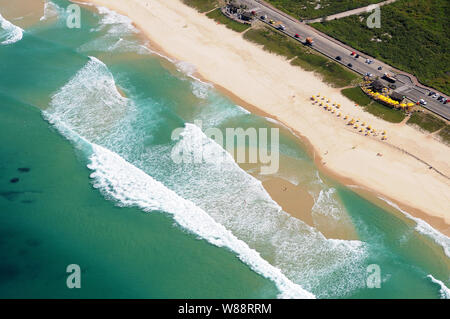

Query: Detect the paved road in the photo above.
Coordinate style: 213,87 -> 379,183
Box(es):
304,0 -> 397,23
238,0 -> 450,120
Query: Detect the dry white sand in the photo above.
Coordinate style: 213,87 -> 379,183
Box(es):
83,0 -> 450,234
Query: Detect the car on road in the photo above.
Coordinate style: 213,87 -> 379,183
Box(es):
335,56 -> 341,61
347,63 -> 353,68
277,24 -> 286,31
355,54 -> 359,58
378,66 -> 383,70
365,72 -> 373,77
428,91 -> 435,96
419,99 -> 427,105
437,95 -> 445,102
294,33 -> 300,38
260,15 -> 267,20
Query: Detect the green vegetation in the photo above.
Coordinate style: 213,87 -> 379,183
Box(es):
437,125 -> 450,145
341,87 -> 372,106
362,101 -> 406,123
267,0 -> 383,20
244,27 -> 359,87
407,111 -> 446,132
311,0 -> 450,95
206,8 -> 251,32
182,0 -> 220,13
244,26 -> 304,58
341,87 -> 406,123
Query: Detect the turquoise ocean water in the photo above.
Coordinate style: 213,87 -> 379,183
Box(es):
0,0 -> 448,298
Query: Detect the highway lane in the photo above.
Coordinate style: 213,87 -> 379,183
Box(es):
238,0 -> 450,120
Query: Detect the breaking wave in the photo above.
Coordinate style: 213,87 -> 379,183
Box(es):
95,6 -> 138,35
378,197 -> 450,258
40,1 -> 62,21
43,56 -> 316,299
0,13 -> 23,45
427,275 -> 450,299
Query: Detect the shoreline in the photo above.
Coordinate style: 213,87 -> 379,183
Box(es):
80,0 -> 450,237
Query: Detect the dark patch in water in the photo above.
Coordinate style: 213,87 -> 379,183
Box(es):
0,191 -> 23,201
18,249 -> 28,256
18,168 -> 30,173
10,178 -> 19,184
0,264 -> 20,283
26,239 -> 41,247
0,191 -> 41,202
21,199 -> 35,204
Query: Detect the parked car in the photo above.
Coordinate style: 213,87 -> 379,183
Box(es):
437,95 -> 445,102
428,91 -> 435,96
294,33 -> 300,38
419,99 -> 427,105
347,63 -> 353,68
444,99 -> 449,105
365,72 -> 373,77
261,15 -> 267,20
355,54 -> 359,58
277,24 -> 286,31
335,56 -> 341,61
378,66 -> 383,70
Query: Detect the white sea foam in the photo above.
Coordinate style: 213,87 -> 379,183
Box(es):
427,275 -> 450,299
378,197 -> 450,258
46,57 -> 130,142
44,56 -> 315,299
87,142 -> 315,299
44,54 -> 369,298
40,1 -> 62,21
95,6 -> 138,35
0,13 -> 23,45
44,119 -> 316,299
155,123 -> 369,298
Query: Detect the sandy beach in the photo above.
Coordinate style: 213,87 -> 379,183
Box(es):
0,0 -> 46,28
81,0 -> 450,236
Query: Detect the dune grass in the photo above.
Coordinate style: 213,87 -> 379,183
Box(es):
341,87 -> 372,106
206,8 -> 251,32
244,27 -> 359,87
437,125 -> 450,145
407,111 -> 446,133
182,0 -> 220,13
